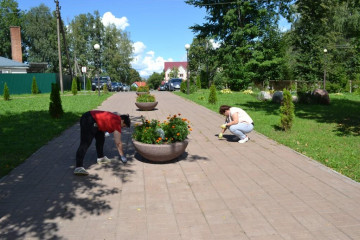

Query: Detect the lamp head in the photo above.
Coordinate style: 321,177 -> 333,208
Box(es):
185,44 -> 190,50
94,43 -> 100,51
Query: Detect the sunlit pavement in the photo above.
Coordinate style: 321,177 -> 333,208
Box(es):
1,91 -> 360,239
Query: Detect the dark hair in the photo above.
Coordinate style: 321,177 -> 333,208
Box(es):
219,105 -> 231,115
120,114 -> 131,127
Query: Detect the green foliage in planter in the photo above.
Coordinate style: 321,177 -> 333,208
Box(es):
86,78 -> 91,90
208,84 -> 217,104
133,114 -> 191,144
279,89 -> 295,131
137,85 -> 149,92
49,83 -> 64,118
31,76 -> 39,94
136,93 -> 155,102
3,83 -> 10,101
71,77 -> 78,95
103,83 -> 109,94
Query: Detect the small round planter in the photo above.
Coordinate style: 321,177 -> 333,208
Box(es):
136,91 -> 150,96
135,101 -> 158,111
132,139 -> 189,162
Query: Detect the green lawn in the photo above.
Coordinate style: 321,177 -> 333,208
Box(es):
0,91 -> 112,178
175,90 -> 360,182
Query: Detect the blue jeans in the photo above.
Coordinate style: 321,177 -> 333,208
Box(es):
229,122 -> 254,140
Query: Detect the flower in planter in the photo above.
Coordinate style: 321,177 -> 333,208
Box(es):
136,93 -> 156,102
137,85 -> 149,92
133,114 -> 192,144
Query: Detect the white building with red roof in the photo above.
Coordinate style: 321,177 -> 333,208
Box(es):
164,62 -> 188,82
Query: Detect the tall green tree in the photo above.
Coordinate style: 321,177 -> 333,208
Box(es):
186,0 -> 293,90
22,4 -> 58,72
147,72 -> 164,90
102,24 -> 133,83
0,0 -> 23,59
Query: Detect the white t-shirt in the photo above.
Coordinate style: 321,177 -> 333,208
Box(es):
227,107 -> 253,124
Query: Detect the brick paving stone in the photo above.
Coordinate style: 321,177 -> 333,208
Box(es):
1,91 -> 360,239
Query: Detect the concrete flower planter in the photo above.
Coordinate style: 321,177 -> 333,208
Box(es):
135,101 -> 158,111
132,139 -> 189,162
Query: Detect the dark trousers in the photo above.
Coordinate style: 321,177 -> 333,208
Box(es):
76,112 -> 105,167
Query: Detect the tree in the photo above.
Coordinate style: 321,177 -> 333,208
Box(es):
49,83 -> 63,118
147,72 -> 164,90
279,89 -> 294,131
31,76 -> 39,94
168,67 -> 179,79
3,82 -> 10,100
128,68 -> 141,85
71,77 -> 78,95
22,4 -> 59,72
186,0 -> 293,90
0,0 -> 23,58
86,78 -> 91,91
208,84 -> 217,104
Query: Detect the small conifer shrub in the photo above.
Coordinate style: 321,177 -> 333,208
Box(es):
3,83 -> 10,101
71,77 -> 78,95
86,78 -> 91,91
49,83 -> 64,118
279,89 -> 295,131
103,83 -> 109,94
31,76 -> 39,94
208,84 -> 217,104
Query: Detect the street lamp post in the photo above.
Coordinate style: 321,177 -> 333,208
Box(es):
94,43 -> 101,96
185,44 -> 190,95
323,48 -> 327,90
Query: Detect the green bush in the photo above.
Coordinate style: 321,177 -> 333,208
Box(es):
279,89 -> 295,131
31,76 -> 39,94
196,75 -> 201,90
208,84 -> 217,104
137,85 -> 149,92
136,94 -> 155,102
86,78 -> 91,91
3,83 -> 10,101
49,83 -> 64,118
71,77 -> 78,95
103,83 -> 109,94
180,81 -> 197,94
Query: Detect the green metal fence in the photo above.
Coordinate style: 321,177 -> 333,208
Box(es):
0,73 -> 72,95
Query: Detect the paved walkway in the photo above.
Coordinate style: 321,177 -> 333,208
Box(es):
1,91 -> 360,240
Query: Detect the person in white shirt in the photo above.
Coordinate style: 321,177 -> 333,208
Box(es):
219,105 -> 254,143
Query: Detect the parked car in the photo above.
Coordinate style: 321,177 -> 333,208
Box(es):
110,82 -> 122,92
92,76 -> 111,91
121,84 -> 130,92
168,78 -> 182,91
158,83 -> 166,91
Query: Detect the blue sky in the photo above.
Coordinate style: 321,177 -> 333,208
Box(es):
16,0 -> 207,77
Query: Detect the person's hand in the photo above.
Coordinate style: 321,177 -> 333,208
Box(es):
220,124 -> 227,129
218,133 -> 223,138
120,155 -> 127,163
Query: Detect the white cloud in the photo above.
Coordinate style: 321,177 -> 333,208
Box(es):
209,39 -> 220,49
102,12 -> 129,30
131,41 -> 172,78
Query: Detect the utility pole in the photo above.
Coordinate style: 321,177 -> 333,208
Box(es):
55,0 -> 63,94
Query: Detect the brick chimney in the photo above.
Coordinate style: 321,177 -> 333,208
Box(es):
10,26 -> 22,63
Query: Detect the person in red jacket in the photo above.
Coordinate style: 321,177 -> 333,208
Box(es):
74,110 -> 131,176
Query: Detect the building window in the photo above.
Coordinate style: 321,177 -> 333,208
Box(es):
179,74 -> 183,77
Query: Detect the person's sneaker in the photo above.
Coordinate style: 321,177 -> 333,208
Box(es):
74,167 -> 89,176
238,137 -> 249,144
97,156 -> 111,164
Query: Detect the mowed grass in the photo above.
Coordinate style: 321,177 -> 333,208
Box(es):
0,91 -> 112,178
175,90 -> 360,182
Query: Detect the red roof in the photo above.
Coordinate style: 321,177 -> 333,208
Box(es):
164,62 -> 188,71
134,81 -> 146,87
